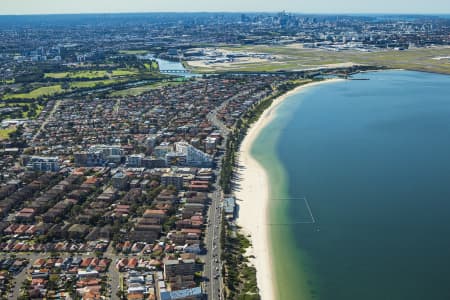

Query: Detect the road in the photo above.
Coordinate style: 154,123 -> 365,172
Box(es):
105,243 -> 120,299
113,98 -> 121,114
204,88 -> 270,299
206,89 -> 269,134
0,252 -> 39,298
204,186 -> 223,300
206,90 -> 255,136
10,263 -> 28,299
1,250 -> 119,299
31,99 -> 61,143
203,92 -> 237,299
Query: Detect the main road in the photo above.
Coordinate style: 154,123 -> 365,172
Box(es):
204,186 -> 223,300
204,88 -> 269,299
204,91 -> 243,299
203,142 -> 225,300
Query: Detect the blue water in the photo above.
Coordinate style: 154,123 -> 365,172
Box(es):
255,71 -> 450,299
155,58 -> 185,71
137,53 -> 196,77
155,58 -> 199,77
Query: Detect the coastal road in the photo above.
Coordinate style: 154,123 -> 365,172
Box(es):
204,187 -> 223,300
206,89 -> 256,135
206,89 -> 269,135
203,147 -> 225,300
204,99 -> 230,299
204,89 -> 268,299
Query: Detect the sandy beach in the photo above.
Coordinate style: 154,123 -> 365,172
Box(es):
235,79 -> 342,300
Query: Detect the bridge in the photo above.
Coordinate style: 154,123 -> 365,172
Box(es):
160,69 -> 189,73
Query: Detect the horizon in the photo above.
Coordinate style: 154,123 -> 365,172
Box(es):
2,0 -> 450,15
1,11 -> 450,17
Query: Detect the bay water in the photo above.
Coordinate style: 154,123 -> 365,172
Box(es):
250,71 -> 450,300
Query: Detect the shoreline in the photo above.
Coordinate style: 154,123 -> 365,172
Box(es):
234,78 -> 343,300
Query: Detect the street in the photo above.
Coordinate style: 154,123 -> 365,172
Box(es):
204,187 -> 223,300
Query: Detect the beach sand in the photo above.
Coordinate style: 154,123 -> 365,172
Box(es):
235,79 -> 343,300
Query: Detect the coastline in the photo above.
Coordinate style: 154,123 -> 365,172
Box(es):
234,79 -> 343,300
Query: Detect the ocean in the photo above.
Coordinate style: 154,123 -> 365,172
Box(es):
250,70 -> 450,300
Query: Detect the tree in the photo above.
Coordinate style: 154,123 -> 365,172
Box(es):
116,290 -> 126,299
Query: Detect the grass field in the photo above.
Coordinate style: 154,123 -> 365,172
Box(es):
119,50 -> 149,55
3,85 -> 64,100
44,70 -> 109,79
1,79 -> 15,84
0,127 -> 17,140
186,45 -> 450,74
111,69 -> 139,77
3,67 -> 159,100
69,79 -> 119,89
23,104 -> 44,118
110,80 -> 186,97
2,80 -> 123,100
144,62 -> 159,71
45,69 -> 141,79
0,102 -> 27,108
0,102 -> 44,118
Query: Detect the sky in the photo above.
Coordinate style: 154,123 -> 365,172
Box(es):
1,0 -> 450,15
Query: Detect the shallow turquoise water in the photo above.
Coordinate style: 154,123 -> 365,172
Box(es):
251,71 -> 450,300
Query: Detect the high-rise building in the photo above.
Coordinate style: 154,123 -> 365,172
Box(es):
26,156 -> 59,172
74,145 -> 124,166
126,154 -> 144,168
173,142 -> 213,167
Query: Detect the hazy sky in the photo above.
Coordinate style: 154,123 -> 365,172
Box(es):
1,0 -> 450,15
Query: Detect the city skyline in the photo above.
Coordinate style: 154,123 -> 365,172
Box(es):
2,0 -> 450,15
